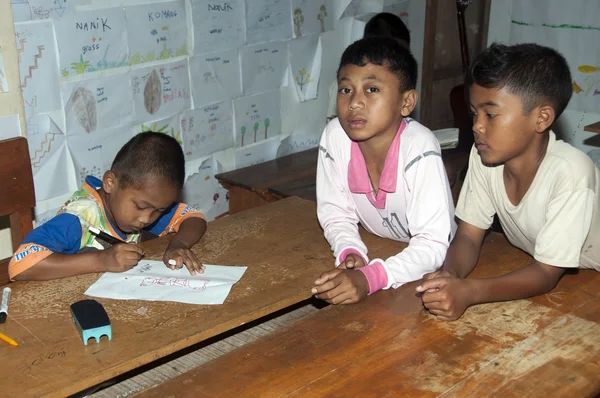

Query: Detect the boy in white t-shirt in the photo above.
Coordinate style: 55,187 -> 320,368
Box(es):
417,43 -> 600,321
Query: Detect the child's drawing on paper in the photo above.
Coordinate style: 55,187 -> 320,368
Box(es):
246,0 -> 293,44
234,137 -> 280,169
55,8 -> 128,76
182,158 -> 229,221
66,87 -> 97,133
126,0 -> 188,65
133,114 -> 183,146
240,42 -> 287,95
131,59 -> 191,124
292,0 -> 332,37
189,49 -> 241,107
293,8 -> 304,37
289,35 -> 322,101
191,0 -> 245,55
15,21 -> 61,116
234,91 -> 281,147
180,101 -> 234,161
11,0 -> 75,23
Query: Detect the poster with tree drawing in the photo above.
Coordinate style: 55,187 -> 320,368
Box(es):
191,0 -> 245,55
132,114 -> 183,147
234,90 -> 281,147
180,101 -> 234,162
67,125 -> 131,187
292,0 -> 332,38
126,0 -> 188,65
11,0 -> 75,22
182,157 -> 229,221
234,136 -> 280,169
131,59 -> 192,124
510,0 -> 600,112
289,34 -> 322,102
14,20 -> 61,117
246,0 -> 293,44
240,41 -> 288,95
189,49 -> 241,107
26,114 -> 74,201
55,7 -> 128,77
61,72 -> 133,135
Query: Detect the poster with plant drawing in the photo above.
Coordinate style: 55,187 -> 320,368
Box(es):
14,21 -> 61,116
189,49 -> 241,107
510,0 -> 600,112
126,0 -> 188,65
289,34 -> 321,101
131,59 -> 191,124
26,114 -> 73,201
11,0 -> 75,23
62,72 -> 132,135
182,157 -> 229,221
246,0 -> 292,44
67,125 -> 131,187
234,90 -> 281,147
292,0 -> 332,37
132,114 -> 182,148
55,7 -> 128,77
191,0 -> 245,55
240,41 -> 287,95
235,136 -> 280,169
180,101 -> 234,162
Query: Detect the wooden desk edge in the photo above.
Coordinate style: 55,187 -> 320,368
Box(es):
583,121 -> 600,134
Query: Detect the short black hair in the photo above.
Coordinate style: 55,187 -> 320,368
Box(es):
364,12 -> 410,47
466,42 -> 572,119
111,132 -> 185,190
338,37 -> 418,93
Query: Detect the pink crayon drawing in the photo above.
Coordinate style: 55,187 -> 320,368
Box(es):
140,277 -> 210,292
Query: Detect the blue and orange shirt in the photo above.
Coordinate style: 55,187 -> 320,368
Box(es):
9,176 -> 205,279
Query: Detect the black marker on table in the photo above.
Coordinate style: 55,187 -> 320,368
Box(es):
88,226 -> 123,246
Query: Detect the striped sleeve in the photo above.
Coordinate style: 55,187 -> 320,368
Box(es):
147,203 -> 206,237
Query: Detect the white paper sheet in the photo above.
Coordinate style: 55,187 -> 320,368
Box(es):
289,35 -> 321,102
126,0 -> 188,65
292,0 -> 333,37
278,131 -> 320,157
84,261 -> 247,305
132,114 -> 183,147
62,72 -> 133,135
0,46 -> 7,93
15,21 -> 61,116
235,136 -> 280,168
191,0 -> 246,55
55,8 -> 128,76
26,114 -> 74,201
510,0 -> 600,112
11,0 -> 75,22
342,0 -> 384,18
180,101 -> 234,161
0,114 -> 22,140
131,59 -> 191,124
182,157 -> 229,221
246,0 -> 293,44
240,41 -> 288,95
234,90 -> 281,147
189,49 -> 241,107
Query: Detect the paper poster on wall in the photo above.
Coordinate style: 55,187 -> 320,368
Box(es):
126,0 -> 188,65
234,90 -> 281,147
132,114 -> 183,149
182,157 -> 229,221
289,35 -> 322,102
11,0 -> 76,23
240,42 -> 287,95
15,21 -> 61,117
0,115 -> 22,140
510,0 -> 600,112
26,114 -> 73,201
191,0 -> 246,55
0,46 -> 7,93
189,49 -> 241,107
292,0 -> 332,37
62,72 -> 133,135
278,131 -> 320,157
131,59 -> 191,124
246,0 -> 293,44
235,136 -> 280,169
34,206 -> 59,227
342,0 -> 384,18
67,126 -> 131,187
55,8 -> 128,77
180,101 -> 234,162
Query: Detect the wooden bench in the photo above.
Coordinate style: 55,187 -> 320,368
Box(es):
136,232 -> 600,397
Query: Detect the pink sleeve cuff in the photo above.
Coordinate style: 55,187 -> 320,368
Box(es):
337,247 -> 368,267
358,260 -> 388,295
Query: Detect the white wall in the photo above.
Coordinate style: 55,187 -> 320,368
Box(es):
487,0 -> 600,153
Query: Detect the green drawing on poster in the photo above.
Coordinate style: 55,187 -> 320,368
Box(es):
317,5 -> 328,33
240,125 -> 246,146
67,46 -> 128,75
253,121 -> 259,143
293,8 -> 304,37
71,55 -> 90,75
141,122 -> 183,145
264,118 -> 270,140
295,68 -> 313,91
175,43 -> 188,57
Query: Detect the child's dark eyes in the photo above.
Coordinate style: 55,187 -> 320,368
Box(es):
338,87 -> 351,94
366,87 -> 379,93
486,113 -> 497,119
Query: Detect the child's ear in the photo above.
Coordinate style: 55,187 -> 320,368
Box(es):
535,104 -> 555,133
400,89 -> 418,117
102,171 -> 118,194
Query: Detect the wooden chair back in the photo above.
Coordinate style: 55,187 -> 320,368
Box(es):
0,137 -> 35,285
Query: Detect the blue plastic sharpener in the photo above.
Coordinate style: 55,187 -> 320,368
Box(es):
70,299 -> 112,345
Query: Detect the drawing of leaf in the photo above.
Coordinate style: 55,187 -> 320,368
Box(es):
144,69 -> 162,114
175,44 -> 188,57
130,52 -> 142,65
66,87 -> 97,133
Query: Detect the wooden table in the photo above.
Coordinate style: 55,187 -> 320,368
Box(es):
0,197 -> 406,398
584,121 -> 600,134
137,232 -> 600,397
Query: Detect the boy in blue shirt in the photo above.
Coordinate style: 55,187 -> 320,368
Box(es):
10,132 -> 207,280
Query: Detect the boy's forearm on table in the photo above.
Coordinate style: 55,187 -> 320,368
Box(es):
169,218 -> 207,249
14,252 -> 105,280
442,236 -> 481,278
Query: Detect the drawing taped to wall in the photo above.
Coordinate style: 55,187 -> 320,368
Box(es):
133,114 -> 183,146
246,0 -> 293,44
66,87 -> 97,133
189,49 -> 241,107
289,34 -> 322,101
240,41 -> 288,95
191,0 -> 245,55
180,101 -> 234,162
292,0 -> 332,37
11,0 -> 75,23
144,69 -> 162,115
234,90 -> 281,147
182,157 -> 229,221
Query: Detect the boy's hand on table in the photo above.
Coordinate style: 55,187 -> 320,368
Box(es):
416,276 -> 473,321
101,243 -> 145,272
164,241 -> 205,276
311,269 -> 369,304
338,253 -> 366,270
420,269 -> 458,291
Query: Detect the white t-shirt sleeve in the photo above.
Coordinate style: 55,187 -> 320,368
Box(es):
381,134 -> 456,288
316,124 -> 368,265
455,145 -> 496,230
